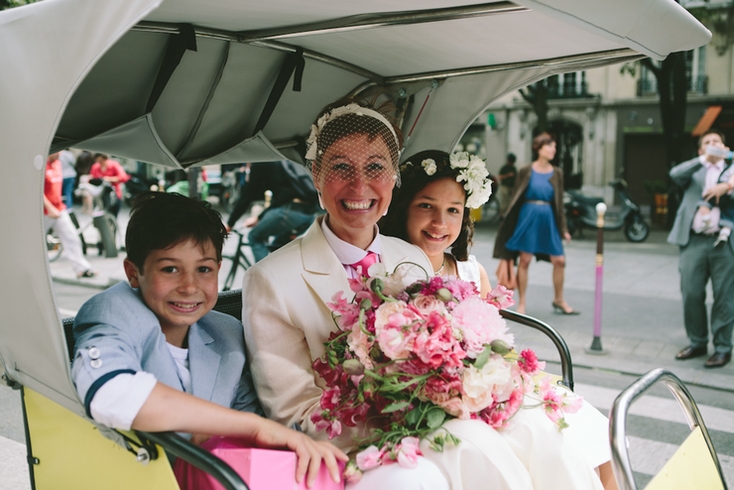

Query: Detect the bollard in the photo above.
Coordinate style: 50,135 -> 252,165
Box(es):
586,202 -> 608,355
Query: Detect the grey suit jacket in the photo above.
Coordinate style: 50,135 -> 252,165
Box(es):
668,156 -> 734,253
72,282 -> 262,417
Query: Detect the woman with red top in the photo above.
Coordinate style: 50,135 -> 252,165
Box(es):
90,153 -> 130,216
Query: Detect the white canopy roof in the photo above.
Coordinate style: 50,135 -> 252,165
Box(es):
0,0 -> 710,414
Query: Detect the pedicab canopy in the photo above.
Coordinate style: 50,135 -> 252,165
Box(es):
0,0 -> 710,416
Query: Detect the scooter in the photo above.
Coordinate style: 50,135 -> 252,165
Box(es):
564,179 -> 650,242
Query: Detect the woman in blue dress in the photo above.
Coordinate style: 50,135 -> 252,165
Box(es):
493,133 -> 577,315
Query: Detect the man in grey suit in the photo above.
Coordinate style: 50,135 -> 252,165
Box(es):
668,129 -> 734,368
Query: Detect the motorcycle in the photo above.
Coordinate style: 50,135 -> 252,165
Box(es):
564,179 -> 650,242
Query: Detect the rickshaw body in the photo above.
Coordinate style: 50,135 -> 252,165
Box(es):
0,0 -> 712,488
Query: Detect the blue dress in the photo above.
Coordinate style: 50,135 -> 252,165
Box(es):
505,169 -> 564,256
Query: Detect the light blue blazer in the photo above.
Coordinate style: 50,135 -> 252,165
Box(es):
72,282 -> 262,417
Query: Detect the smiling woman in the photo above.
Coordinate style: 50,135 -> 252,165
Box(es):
242,97 -> 453,489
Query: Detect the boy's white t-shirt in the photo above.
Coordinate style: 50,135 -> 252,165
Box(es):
89,343 -> 190,430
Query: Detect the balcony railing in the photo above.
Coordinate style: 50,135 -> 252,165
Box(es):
547,81 -> 591,99
637,75 -> 708,96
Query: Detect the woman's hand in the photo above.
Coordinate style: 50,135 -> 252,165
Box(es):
252,419 -> 348,487
703,182 -> 733,203
563,232 -> 572,244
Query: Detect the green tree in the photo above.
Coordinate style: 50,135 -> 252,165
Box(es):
519,79 -> 549,133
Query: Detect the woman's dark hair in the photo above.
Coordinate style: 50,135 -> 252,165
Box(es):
125,191 -> 228,272
379,150 -> 474,261
532,132 -> 555,159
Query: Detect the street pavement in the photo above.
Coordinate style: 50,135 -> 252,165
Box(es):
2,203 -> 733,489
47,206 -> 734,391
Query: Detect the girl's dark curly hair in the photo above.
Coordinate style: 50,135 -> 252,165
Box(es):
379,150 -> 474,261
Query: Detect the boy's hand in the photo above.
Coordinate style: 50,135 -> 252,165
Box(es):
252,419 -> 348,488
703,182 -> 732,203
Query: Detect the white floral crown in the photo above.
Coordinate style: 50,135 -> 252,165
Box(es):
304,103 -> 399,161
403,152 -> 492,209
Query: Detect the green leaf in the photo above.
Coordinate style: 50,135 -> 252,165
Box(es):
473,345 -> 492,369
381,401 -> 410,414
426,407 -> 446,429
405,408 -> 421,426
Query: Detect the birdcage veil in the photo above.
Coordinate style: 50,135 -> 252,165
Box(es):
306,99 -> 403,190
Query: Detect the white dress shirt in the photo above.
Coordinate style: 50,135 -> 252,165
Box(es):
320,216 -> 382,278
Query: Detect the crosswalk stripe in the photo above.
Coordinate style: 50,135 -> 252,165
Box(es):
575,383 -> 734,434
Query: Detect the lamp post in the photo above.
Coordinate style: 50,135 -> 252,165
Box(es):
586,202 -> 608,355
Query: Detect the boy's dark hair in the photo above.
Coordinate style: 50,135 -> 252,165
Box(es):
126,192 -> 228,271
698,129 -> 726,148
379,150 -> 474,261
507,153 -> 516,164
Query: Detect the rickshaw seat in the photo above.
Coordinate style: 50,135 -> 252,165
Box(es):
609,368 -> 727,490
37,288 -> 573,490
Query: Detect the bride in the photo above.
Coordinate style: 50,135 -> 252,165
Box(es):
241,101 -> 613,489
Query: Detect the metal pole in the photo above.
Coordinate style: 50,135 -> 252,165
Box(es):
586,202 -> 607,354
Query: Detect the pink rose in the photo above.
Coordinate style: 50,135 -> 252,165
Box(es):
436,395 -> 470,420
374,301 -> 408,335
412,293 -> 446,316
377,327 -> 413,360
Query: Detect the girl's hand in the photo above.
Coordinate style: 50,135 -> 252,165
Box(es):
252,420 -> 348,487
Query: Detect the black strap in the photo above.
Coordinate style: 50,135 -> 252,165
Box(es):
252,48 -> 305,136
146,24 -> 198,113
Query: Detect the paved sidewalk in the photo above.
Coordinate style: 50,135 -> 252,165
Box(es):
49,213 -> 734,392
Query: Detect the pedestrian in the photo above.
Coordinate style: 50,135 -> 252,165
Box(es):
493,133 -> 577,315
669,129 -> 734,368
59,149 -> 77,209
497,152 -> 517,216
43,152 -> 96,278
226,161 -> 319,262
90,153 -> 129,217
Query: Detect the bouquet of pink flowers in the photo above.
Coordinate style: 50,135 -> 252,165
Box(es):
311,263 -> 582,480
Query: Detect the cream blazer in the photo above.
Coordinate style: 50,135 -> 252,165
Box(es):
242,215 -> 432,451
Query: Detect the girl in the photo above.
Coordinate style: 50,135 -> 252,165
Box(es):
381,149 -> 618,490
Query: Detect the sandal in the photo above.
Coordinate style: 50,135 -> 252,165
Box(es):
78,270 -> 97,278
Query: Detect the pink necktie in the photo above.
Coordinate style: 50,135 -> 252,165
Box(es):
350,252 -> 379,277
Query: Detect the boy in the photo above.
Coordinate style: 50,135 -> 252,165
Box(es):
72,192 -> 345,486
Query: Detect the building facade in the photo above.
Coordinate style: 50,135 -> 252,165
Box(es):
463,2 -> 734,214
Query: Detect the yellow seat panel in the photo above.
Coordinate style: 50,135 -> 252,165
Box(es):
23,388 -> 180,490
644,426 -> 725,490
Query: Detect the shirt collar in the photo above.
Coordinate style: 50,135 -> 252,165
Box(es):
321,216 -> 381,265
701,155 -> 725,171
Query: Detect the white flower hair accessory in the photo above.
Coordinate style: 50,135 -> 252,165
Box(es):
449,151 -> 492,209
421,158 -> 437,176
305,103 -> 399,161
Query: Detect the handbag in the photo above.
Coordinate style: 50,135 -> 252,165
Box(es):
173,436 -> 344,490
495,258 -> 517,290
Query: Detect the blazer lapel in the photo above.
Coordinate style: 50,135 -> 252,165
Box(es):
188,323 -> 219,402
300,216 -> 352,308
381,240 -> 426,275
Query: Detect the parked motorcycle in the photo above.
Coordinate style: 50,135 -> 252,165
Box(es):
564,179 -> 650,242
